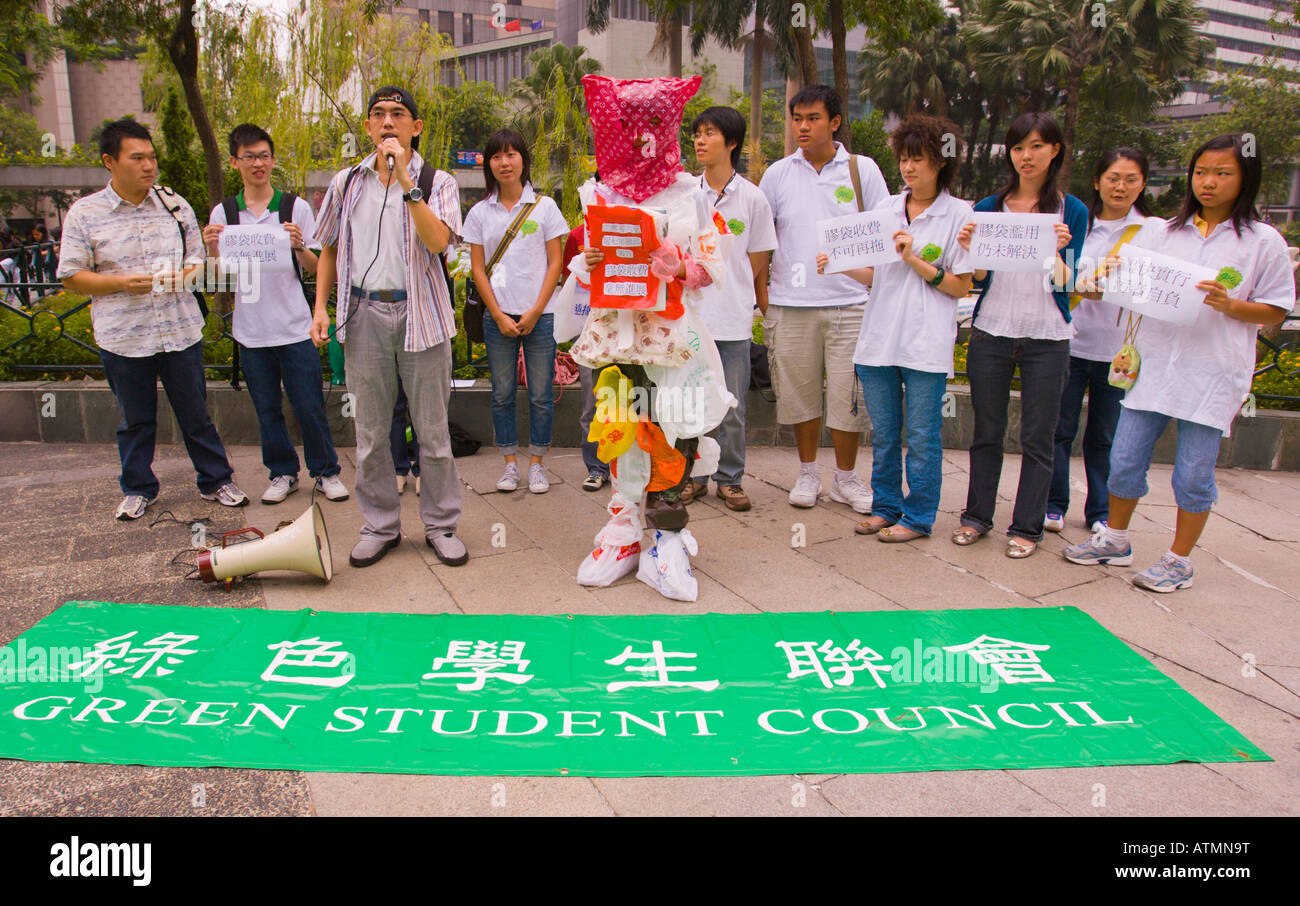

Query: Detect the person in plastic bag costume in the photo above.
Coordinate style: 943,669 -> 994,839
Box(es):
561,75 -> 735,600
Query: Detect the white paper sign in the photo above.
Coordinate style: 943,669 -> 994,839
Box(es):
968,213 -> 1059,273
218,225 -> 293,275
817,209 -> 903,271
1104,247 -> 1217,326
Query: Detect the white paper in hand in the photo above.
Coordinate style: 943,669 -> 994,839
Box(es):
817,208 -> 903,272
1104,247 -> 1217,326
967,213 -> 1059,273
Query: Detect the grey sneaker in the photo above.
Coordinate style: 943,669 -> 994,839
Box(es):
1063,530 -> 1133,566
201,482 -> 249,507
497,463 -> 520,492
1132,554 -> 1194,593
115,494 -> 156,521
316,474 -> 349,501
349,534 -> 400,568
789,470 -> 821,508
427,531 -> 468,566
829,471 -> 873,513
529,464 -> 550,494
261,475 -> 298,504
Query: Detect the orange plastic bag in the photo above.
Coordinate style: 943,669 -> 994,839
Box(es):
636,420 -> 686,492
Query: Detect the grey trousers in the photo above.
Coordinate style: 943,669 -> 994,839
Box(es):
344,298 -> 462,542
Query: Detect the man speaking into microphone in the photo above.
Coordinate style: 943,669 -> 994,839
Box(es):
311,86 -> 468,568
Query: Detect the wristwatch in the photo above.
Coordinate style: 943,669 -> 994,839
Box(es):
402,186 -> 424,203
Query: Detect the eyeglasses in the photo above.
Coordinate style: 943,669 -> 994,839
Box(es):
369,108 -> 410,122
238,153 -> 273,163
1102,175 -> 1143,187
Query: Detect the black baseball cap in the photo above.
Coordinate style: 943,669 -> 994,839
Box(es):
367,86 -> 419,120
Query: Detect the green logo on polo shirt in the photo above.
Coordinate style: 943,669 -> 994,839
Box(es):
519,220 -> 539,235
834,186 -> 855,204
1215,266 -> 1243,289
920,243 -> 942,262
727,218 -> 745,235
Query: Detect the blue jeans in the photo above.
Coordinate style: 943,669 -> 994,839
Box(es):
389,378 -> 418,477
99,341 -> 234,498
709,339 -> 751,486
483,311 -> 555,456
1108,407 -> 1221,513
239,339 -> 340,482
578,365 -> 608,477
856,364 -> 948,535
1048,356 -> 1124,525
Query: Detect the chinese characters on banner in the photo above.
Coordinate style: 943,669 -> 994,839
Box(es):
816,208 -> 903,271
968,213 -> 1059,273
218,226 -> 293,273
1104,248 -> 1217,326
585,203 -> 673,311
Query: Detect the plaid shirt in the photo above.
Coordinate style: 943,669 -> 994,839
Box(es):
56,182 -> 206,357
315,150 -> 462,352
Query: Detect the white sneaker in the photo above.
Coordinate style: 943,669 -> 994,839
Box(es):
1044,512 -> 1064,532
789,470 -> 822,508
497,463 -> 520,492
829,471 -> 873,514
115,494 -> 156,521
201,483 -> 249,507
316,475 -> 349,501
1090,520 -> 1107,535
261,476 -> 298,504
529,464 -> 550,494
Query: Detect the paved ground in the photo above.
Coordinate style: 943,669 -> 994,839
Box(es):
0,441 -> 1297,816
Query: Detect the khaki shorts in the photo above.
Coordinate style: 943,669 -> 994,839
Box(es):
764,303 -> 868,432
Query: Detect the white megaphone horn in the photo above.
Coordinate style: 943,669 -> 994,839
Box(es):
197,502 -> 333,583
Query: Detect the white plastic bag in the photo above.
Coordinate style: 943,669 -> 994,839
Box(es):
553,266 -> 593,343
644,307 -> 736,443
636,528 -> 699,602
611,444 -> 651,506
693,436 -> 721,480
577,505 -> 643,587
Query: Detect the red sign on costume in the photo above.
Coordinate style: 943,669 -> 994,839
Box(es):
586,203 -> 681,312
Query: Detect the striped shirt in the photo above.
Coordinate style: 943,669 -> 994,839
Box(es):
314,151 -> 462,351
56,182 -> 206,357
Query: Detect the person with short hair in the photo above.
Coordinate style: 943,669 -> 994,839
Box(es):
1064,134 -> 1294,591
203,123 -> 348,506
57,118 -> 248,520
819,114 -> 974,542
309,86 -> 467,568
759,84 -> 889,514
687,105 -> 776,511
463,128 -> 569,495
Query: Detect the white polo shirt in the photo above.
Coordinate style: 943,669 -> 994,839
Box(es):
852,190 -> 974,376
1069,208 -> 1148,363
759,142 -> 889,308
209,191 -> 318,348
462,183 -> 570,316
695,171 -> 778,341
1115,216 -> 1295,435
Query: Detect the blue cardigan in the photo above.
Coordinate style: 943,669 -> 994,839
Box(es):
969,193 -> 1089,325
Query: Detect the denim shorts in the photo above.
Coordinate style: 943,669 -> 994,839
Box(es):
1108,407 -> 1222,513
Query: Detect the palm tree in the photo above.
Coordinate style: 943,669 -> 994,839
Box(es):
963,0 -> 1211,185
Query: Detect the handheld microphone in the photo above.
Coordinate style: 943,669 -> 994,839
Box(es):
386,153 -> 395,171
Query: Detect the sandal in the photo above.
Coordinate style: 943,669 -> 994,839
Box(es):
951,526 -> 982,546
855,515 -> 894,535
1005,537 -> 1038,559
879,525 -> 926,543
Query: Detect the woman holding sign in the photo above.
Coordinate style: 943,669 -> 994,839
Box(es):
953,113 -> 1088,558
464,129 -> 570,494
1064,134 -> 1294,592
1045,149 -> 1153,536
816,114 -> 974,542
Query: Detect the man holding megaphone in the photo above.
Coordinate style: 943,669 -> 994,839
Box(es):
310,86 -> 468,569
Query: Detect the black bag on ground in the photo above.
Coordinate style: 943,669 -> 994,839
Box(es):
449,421 -> 481,457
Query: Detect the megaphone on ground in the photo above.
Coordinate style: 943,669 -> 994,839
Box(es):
197,502 -> 333,583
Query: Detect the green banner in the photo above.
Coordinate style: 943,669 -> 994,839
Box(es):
0,602 -> 1269,776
